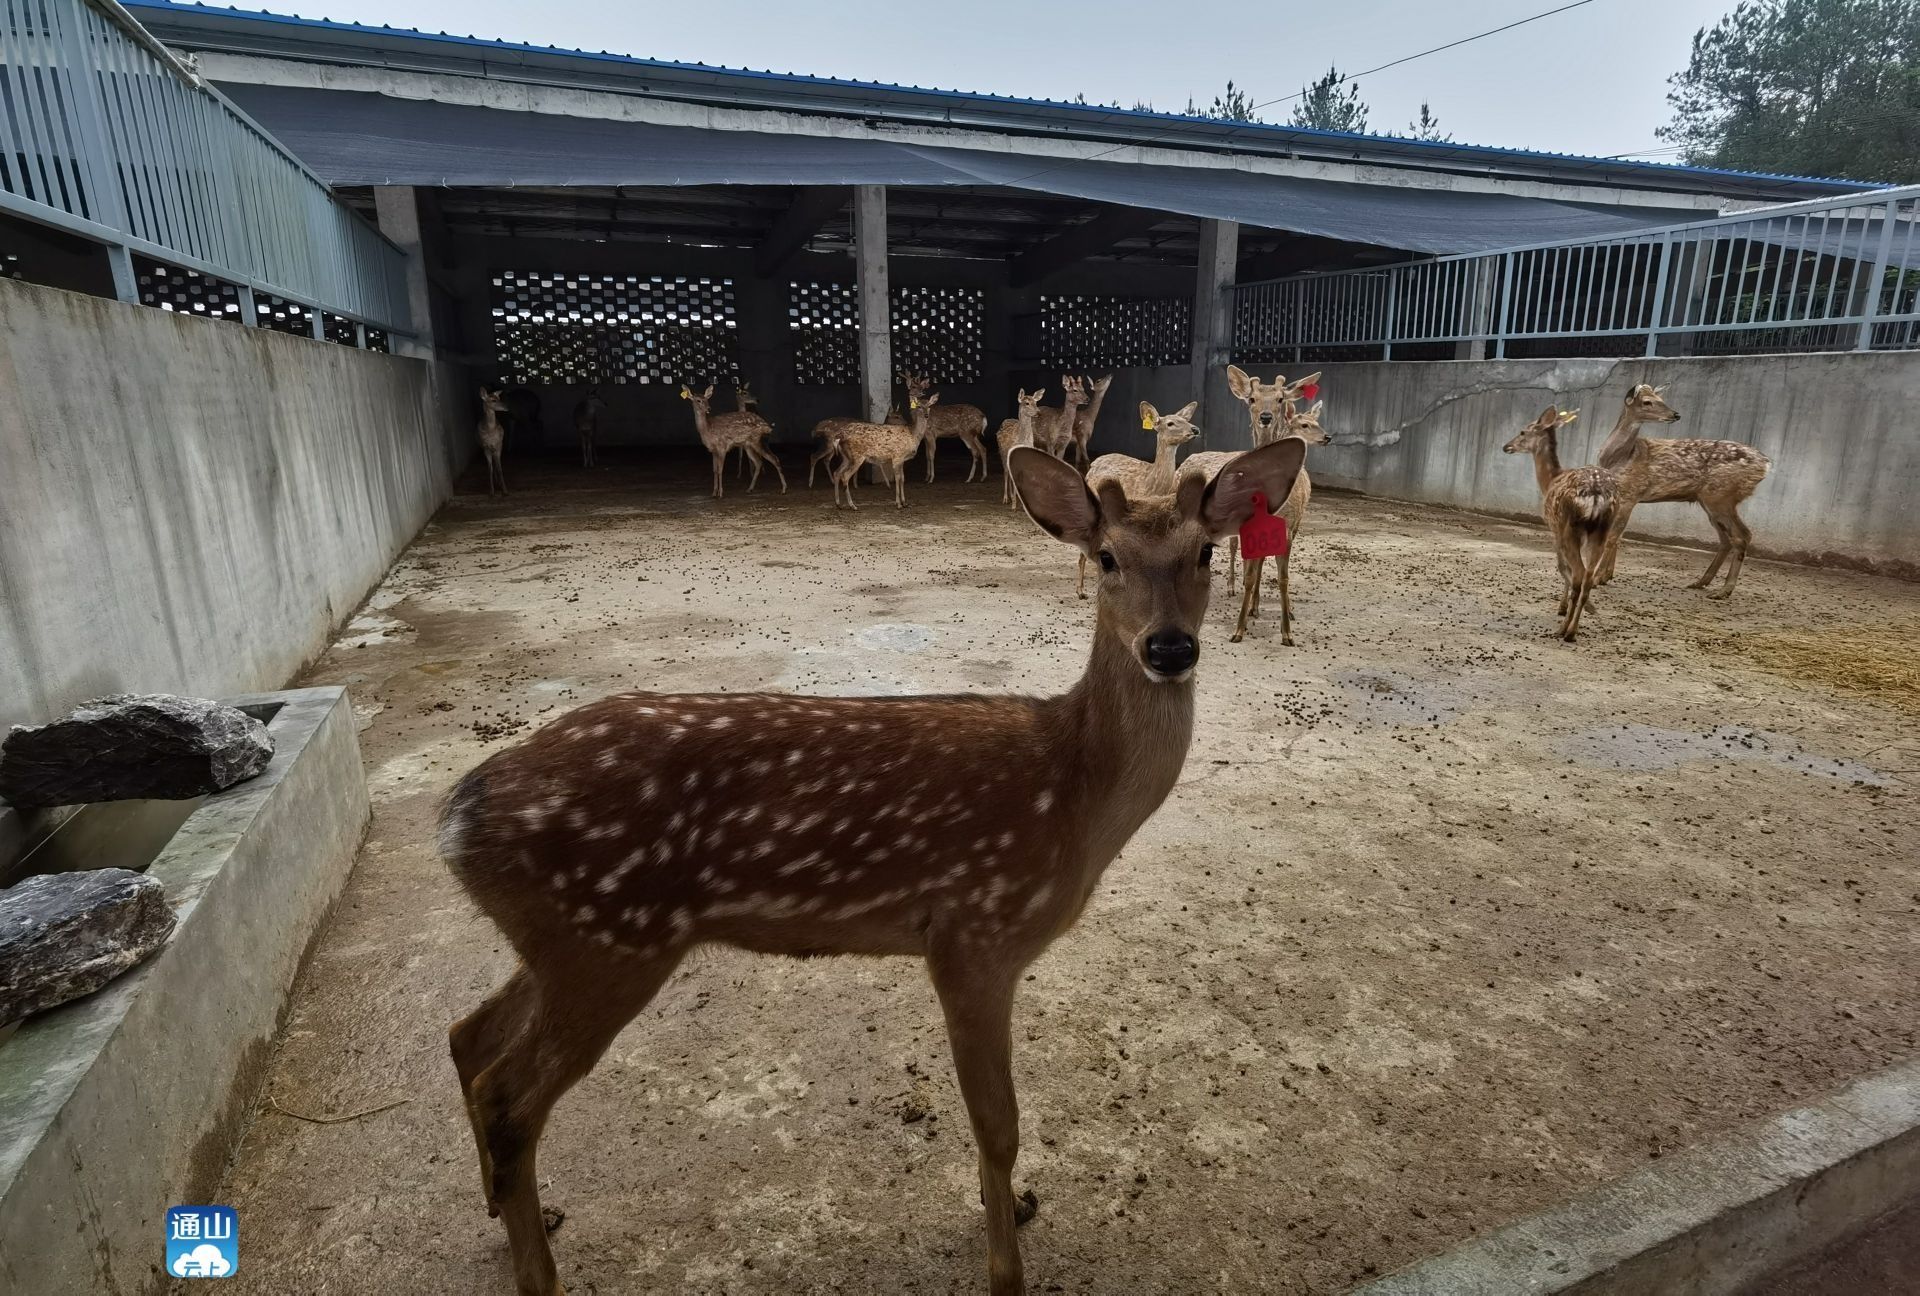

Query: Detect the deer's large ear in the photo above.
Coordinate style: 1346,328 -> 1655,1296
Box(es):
1193,439 -> 1307,541
1011,445 -> 1101,555
1226,365 -> 1252,399
1139,400 -> 1160,428
1172,400 -> 1199,422
1286,371 -> 1323,395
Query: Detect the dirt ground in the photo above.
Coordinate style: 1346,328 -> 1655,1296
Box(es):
218,447 -> 1919,1295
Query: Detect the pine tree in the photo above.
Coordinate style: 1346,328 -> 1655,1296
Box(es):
1403,102 -> 1451,142
1206,80 -> 1260,122
1288,68 -> 1370,134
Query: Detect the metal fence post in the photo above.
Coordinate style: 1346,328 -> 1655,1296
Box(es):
1643,233 -> 1675,358
235,284 -> 259,326
1493,252 -> 1515,359
1854,200 -> 1898,351
55,0 -> 139,302
310,308 -> 326,341
1381,270 -> 1398,361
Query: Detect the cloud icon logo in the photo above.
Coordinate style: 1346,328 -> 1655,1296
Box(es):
170,1244 -> 233,1278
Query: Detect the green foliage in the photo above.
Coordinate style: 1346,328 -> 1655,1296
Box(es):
1288,67 -> 1370,134
1206,79 -> 1261,122
1659,0 -> 1919,181
1401,102 -> 1452,142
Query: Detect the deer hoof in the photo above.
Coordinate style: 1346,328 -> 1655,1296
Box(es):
1014,1189 -> 1040,1225
1229,631 -> 1245,643
1704,587 -> 1733,601
1281,635 -> 1295,647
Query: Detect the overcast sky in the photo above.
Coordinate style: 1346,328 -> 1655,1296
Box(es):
259,0 -> 1733,161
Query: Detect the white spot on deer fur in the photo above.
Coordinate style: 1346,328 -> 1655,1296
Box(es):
565,809 -> 588,831
682,771 -> 701,792
550,873 -> 567,892
750,759 -> 772,777
546,795 -> 567,813
1034,790 -> 1055,813
997,830 -> 1016,849
795,811 -> 825,834
1021,884 -> 1055,918
638,776 -> 658,803
573,905 -> 596,925
777,851 -> 825,876
634,706 -> 657,716
517,807 -> 547,831
592,724 -> 612,738
773,812 -> 793,832
831,816 -> 852,836
753,841 -> 775,859
785,749 -> 806,767
596,751 -> 619,771
710,715 -> 732,729
669,908 -> 693,937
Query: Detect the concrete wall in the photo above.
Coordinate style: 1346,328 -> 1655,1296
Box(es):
1248,353 -> 1920,577
0,278 -> 462,734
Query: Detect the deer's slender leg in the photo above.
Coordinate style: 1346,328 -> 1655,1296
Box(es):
1230,559 -> 1258,643
1706,504 -> 1751,600
925,434 -> 938,484
1278,553 -> 1295,647
1594,501 -> 1635,584
450,965 -> 538,1209
757,444 -> 788,495
1562,542 -> 1592,641
472,947 -> 684,1296
964,433 -> 987,483
894,459 -> 908,508
928,944 -> 1028,1296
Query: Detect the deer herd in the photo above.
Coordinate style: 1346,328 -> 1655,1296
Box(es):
448,360 -> 1777,1296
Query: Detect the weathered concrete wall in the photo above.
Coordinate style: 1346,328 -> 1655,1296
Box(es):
0,278 -> 461,734
1251,353 -> 1920,577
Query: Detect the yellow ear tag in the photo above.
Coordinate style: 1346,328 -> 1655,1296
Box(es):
1141,415 -> 1153,429
679,387 -> 689,399
909,399 -> 919,409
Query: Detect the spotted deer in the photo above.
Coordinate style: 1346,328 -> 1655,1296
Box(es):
996,388 -> 1046,510
833,403 -> 925,509
1504,406 -> 1620,642
808,407 -> 909,490
1067,372 -> 1114,467
682,384 -> 786,499
571,386 -> 606,469
1594,383 -> 1771,598
900,371 -> 990,483
1181,399 -> 1330,644
1075,401 -> 1199,596
439,436 -> 1307,1296
477,386 -> 510,497
1033,375 -> 1089,459
728,381 -> 767,480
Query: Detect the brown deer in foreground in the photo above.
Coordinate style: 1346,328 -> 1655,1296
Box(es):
1075,401 -> 1199,596
439,437 -> 1308,1296
1067,372 -> 1114,467
1593,383 -> 1772,599
901,371 -> 990,483
477,387 -> 510,497
682,384 -> 786,499
996,388 -> 1047,510
1181,399 -> 1330,644
1504,406 -> 1620,643
571,386 -> 606,469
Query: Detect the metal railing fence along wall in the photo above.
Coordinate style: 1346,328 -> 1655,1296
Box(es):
0,0 -> 408,334
1232,187 -> 1920,363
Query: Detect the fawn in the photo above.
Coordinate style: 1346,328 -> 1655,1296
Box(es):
571,386 -> 606,469
1075,401 -> 1199,596
439,438 -> 1307,1296
1593,383 -> 1771,598
996,388 -> 1047,510
1504,406 -> 1620,642
809,407 -> 909,490
900,371 -> 990,483
1032,376 -> 1089,458
728,381 -> 768,480
682,383 -> 786,499
477,387 -> 509,497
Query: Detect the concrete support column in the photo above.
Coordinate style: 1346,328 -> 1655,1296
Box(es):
854,185 -> 891,424
1455,258 -> 1496,361
374,186 -> 438,361
1189,218 -> 1239,445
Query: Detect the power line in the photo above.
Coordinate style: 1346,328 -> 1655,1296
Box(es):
997,0 -> 1605,189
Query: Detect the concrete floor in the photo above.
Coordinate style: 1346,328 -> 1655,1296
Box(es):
220,448 -> 1919,1295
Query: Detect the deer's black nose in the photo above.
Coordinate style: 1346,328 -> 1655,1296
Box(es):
1145,629 -> 1197,677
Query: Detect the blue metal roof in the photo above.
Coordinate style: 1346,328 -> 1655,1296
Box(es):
126,0 -> 1879,200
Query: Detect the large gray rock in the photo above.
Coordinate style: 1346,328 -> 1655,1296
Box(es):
0,869 -> 176,1023
0,694 -> 272,808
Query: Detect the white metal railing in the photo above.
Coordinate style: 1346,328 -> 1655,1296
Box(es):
1232,186 -> 1920,361
0,0 -> 408,333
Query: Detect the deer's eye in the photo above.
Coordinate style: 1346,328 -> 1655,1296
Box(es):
1098,550 -> 1117,573
1199,543 -> 1215,567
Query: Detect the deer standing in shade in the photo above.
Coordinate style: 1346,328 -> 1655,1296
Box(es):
996,388 -> 1046,510
1075,401 -> 1199,595
901,371 -> 989,483
728,381 -> 767,480
1068,372 -> 1114,467
833,401 -> 926,509
572,386 -> 606,469
477,387 -> 510,497
1032,375 -> 1089,459
1593,383 -> 1772,599
808,408 -> 909,491
439,437 -> 1307,1296
681,384 -> 786,499
1503,406 -> 1621,643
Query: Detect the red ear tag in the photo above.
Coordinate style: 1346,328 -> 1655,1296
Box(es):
1298,382 -> 1320,402
1238,491 -> 1290,560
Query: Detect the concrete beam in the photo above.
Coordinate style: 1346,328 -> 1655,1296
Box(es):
1008,204 -> 1165,288
754,186 -> 848,277
373,185 -> 438,360
854,185 -> 890,425
1188,218 -> 1239,444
